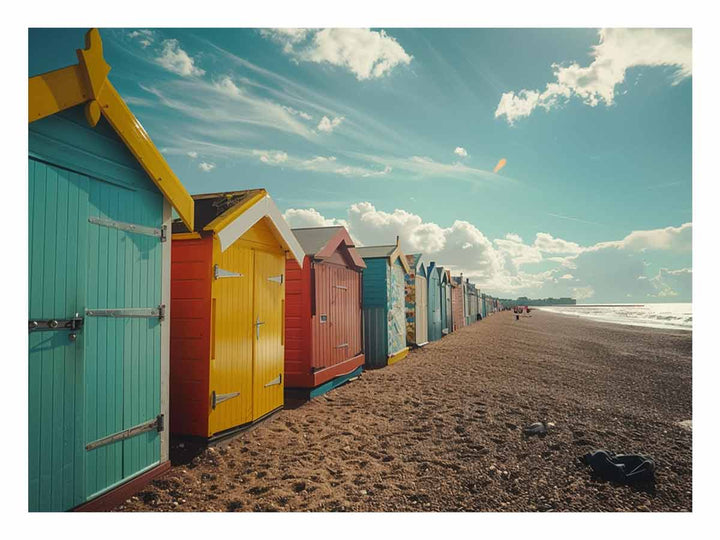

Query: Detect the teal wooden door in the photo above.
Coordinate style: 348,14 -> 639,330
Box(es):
29,158 -> 89,512
29,157 -> 164,511
83,174 -> 164,501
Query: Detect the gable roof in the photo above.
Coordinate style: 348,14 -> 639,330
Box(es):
291,226 -> 366,269
405,253 -> 426,278
173,190 -> 304,265
356,238 -> 411,274
28,29 -> 194,230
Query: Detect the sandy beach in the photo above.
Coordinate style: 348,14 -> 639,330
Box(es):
117,310 -> 692,512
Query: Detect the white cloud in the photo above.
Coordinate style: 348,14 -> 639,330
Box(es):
496,29 -> 692,124
251,150 -> 390,178
187,151 -> 198,159
317,115 -> 344,133
198,162 -> 215,172
280,202 -> 692,302
262,28 -> 412,80
603,222 -> 692,252
650,267 -> 692,298
534,232 -> 583,254
282,105 -> 313,120
454,147 -> 468,157
156,39 -> 205,77
283,208 -> 347,228
253,149 -> 289,165
213,76 -> 242,97
128,29 -> 154,48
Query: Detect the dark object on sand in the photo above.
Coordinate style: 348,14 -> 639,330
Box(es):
582,450 -> 655,484
515,314 -> 520,321
523,422 -> 547,436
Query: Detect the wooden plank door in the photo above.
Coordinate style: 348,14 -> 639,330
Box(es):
28,158 -> 89,512
83,178 -> 164,501
208,243 -> 254,436
252,250 -> 285,420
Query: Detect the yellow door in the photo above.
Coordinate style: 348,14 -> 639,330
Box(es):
208,243 -> 254,436
252,249 -> 285,420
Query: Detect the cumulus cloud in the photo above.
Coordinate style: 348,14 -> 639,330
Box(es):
280,202 -> 692,302
496,28 -> 692,124
317,115 -> 344,133
253,149 -> 289,165
187,151 -> 198,159
156,39 -> 205,77
213,76 -> 242,97
283,208 -> 347,228
601,222 -> 692,252
454,147 -> 468,157
262,28 -> 412,80
198,161 -> 215,172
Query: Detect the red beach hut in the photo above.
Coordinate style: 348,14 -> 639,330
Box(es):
285,226 -> 367,397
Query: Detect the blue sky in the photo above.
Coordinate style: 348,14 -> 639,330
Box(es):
28,28 -> 692,302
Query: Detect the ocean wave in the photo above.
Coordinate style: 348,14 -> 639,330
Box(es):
537,303 -> 692,331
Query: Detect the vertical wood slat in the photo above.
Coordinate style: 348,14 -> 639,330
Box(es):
28,159 -> 88,512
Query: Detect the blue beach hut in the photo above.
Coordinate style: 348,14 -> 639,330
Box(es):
357,237 -> 411,368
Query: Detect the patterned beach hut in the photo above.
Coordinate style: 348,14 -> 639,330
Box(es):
441,268 -> 453,335
284,226 -> 366,398
405,254 -> 429,348
451,276 -> 466,331
170,190 -> 304,440
357,238 -> 411,368
28,29 -> 195,511
426,262 -> 443,342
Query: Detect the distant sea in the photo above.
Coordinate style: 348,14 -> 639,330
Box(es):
536,303 -> 692,331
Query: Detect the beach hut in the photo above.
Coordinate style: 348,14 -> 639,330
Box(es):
467,282 -> 479,323
426,262 -> 443,342
170,190 -> 304,440
451,276 -> 466,331
357,238 -> 411,368
405,254 -> 429,348
440,268 -> 453,335
284,226 -> 366,397
28,29 -> 195,511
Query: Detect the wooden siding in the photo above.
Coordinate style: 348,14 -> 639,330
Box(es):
29,109 -> 166,510
283,257 -> 312,386
427,269 -> 442,341
170,237 -> 212,437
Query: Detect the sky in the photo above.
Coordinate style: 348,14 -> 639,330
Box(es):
28,28 -> 692,303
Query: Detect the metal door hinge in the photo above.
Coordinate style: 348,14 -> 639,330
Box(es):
85,305 -> 165,320
267,274 -> 284,284
85,414 -> 164,451
88,216 -> 164,240
335,343 -> 349,349
264,374 -> 282,387
333,285 -> 348,290
211,391 -> 241,410
214,264 -> 244,280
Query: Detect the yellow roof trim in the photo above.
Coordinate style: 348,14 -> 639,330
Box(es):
28,29 -> 194,231
203,190 -> 267,233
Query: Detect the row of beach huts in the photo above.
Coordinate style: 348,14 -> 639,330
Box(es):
27,29 -> 505,511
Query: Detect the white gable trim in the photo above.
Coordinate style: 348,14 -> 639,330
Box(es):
216,194 -> 305,266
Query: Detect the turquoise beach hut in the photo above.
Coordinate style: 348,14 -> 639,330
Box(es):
28,29 -> 195,511
426,262 -> 443,342
357,238 -> 411,368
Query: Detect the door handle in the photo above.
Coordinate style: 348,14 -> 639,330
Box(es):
255,317 -> 265,340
